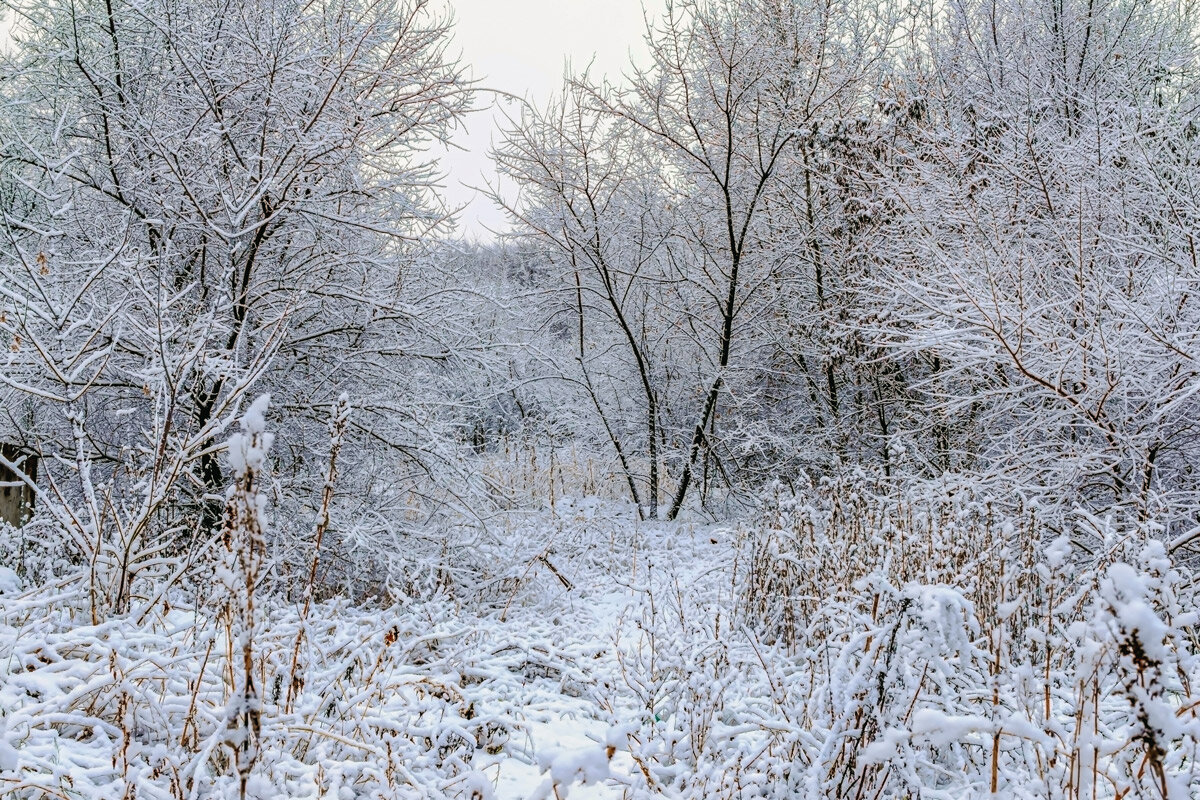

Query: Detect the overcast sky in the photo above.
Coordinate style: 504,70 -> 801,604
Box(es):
435,0 -> 650,240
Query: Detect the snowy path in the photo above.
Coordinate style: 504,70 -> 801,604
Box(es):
464,516 -> 730,799
0,506 -> 735,800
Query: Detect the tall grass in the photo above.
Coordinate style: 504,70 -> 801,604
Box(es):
599,478 -> 1200,798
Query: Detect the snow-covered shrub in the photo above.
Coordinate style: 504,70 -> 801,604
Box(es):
0,590 -> 514,799
596,482 -> 1200,799
0,404 -> 514,799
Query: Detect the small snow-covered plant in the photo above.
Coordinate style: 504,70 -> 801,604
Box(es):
286,393 -> 351,712
1095,542 -> 1200,799
216,395 -> 273,798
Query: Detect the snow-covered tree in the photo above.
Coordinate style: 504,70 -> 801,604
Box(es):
497,0 -> 895,517
872,0 -> 1200,538
0,0 -> 469,608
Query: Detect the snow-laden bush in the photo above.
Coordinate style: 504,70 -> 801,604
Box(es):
0,400 -> 510,799
0,591 -> 512,799
595,482 -> 1200,799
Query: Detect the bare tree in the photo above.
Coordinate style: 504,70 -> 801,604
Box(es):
495,83 -> 680,518
498,0 -> 894,517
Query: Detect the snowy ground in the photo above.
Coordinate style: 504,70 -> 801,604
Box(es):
0,499 -> 732,799
3,493 -> 1199,799
463,504 -> 731,799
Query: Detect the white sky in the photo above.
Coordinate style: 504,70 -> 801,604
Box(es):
435,0 -> 651,240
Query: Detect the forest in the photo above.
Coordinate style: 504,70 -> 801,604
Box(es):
0,0 -> 1198,797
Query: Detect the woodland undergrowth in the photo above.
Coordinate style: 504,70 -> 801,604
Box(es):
2,444 -> 1199,799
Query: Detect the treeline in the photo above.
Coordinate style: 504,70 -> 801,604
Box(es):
490,0 -> 1200,545
1,0 -> 1199,605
